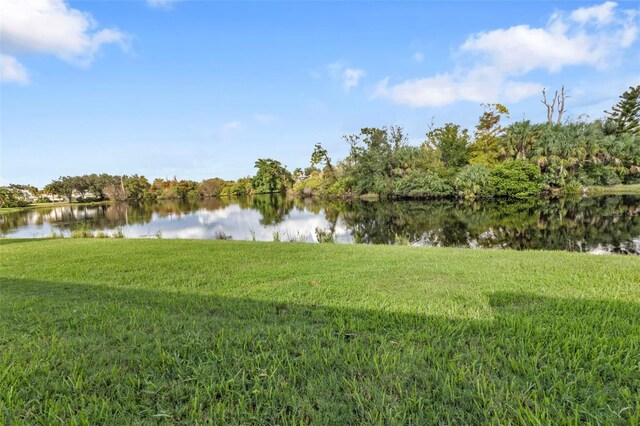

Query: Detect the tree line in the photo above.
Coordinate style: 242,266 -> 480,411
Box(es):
292,85 -> 639,200
1,85 -> 638,208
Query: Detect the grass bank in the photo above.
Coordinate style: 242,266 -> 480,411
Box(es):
1,239 -> 639,424
586,183 -> 640,195
0,200 -> 113,214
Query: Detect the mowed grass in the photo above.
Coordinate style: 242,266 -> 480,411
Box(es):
1,239 -> 639,424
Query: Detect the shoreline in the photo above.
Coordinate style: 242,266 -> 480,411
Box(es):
2,183 -> 639,214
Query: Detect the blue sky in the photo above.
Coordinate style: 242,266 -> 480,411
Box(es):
1,0 -> 639,187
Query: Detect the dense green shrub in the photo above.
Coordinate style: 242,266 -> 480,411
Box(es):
198,178 -> 228,198
156,187 -> 178,200
325,178 -> 352,198
602,166 -> 625,186
293,173 -> 323,198
371,176 -> 395,198
489,160 -> 544,198
0,188 -> 30,208
393,170 -> 453,198
624,168 -> 640,184
561,180 -> 583,195
583,165 -> 624,186
453,165 -> 492,199
187,190 -> 201,200
220,177 -> 253,197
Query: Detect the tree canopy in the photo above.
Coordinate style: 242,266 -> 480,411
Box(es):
605,85 -> 640,135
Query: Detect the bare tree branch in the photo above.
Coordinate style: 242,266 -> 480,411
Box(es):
556,85 -> 568,125
541,88 -> 557,124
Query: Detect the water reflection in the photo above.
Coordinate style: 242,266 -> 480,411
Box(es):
1,194 -> 639,254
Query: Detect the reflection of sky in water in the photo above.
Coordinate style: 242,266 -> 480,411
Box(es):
127,206 -> 353,242
1,207 -> 101,238
2,197 -> 640,254
2,204 -> 354,243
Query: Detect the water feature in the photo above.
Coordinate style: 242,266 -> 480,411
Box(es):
2,194 -> 640,254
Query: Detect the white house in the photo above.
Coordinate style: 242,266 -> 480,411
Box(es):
17,189 -> 38,202
70,190 -> 97,200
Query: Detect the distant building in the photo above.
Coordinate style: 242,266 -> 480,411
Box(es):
71,190 -> 97,200
17,189 -> 38,202
41,193 -> 65,202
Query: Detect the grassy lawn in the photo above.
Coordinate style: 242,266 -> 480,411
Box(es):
1,239 -> 639,424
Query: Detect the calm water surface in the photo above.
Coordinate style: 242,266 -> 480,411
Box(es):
2,195 -> 640,254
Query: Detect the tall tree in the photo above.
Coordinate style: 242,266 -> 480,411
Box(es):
501,121 -> 540,160
55,177 -> 76,201
605,85 -> 640,135
469,103 -> 510,166
425,123 -> 469,169
343,127 -> 408,195
310,143 -> 332,170
123,175 -> 151,200
199,178 -> 228,198
252,159 -> 293,194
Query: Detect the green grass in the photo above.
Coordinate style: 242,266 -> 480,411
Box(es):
1,239 -> 639,424
587,184 -> 640,195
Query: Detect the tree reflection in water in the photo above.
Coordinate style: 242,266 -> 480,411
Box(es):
1,195 -> 639,254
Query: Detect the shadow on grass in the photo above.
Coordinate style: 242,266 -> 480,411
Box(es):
0,238 -> 56,246
0,277 -> 638,424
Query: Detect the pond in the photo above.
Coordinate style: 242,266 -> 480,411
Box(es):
2,194 -> 640,254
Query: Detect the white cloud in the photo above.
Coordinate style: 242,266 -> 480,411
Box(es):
253,114 -> 277,124
372,70 -> 542,108
146,0 -> 179,9
0,54 -> 29,84
322,62 -> 366,92
460,25 -> 592,74
342,68 -> 365,92
413,52 -> 424,63
0,0 -> 128,82
570,2 -> 617,25
502,81 -> 544,102
460,4 -> 636,74
374,2 -> 638,107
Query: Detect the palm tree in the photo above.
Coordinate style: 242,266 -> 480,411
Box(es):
500,121 -> 540,161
